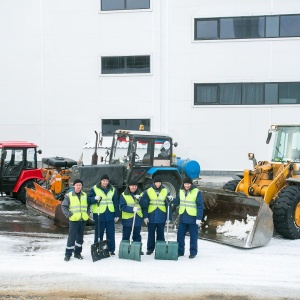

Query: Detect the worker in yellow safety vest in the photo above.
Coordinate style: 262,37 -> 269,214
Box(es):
119,178 -> 147,254
173,177 -> 204,259
88,174 -> 119,256
62,179 -> 89,261
141,176 -> 173,255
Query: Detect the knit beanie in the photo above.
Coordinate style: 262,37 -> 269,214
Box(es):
73,179 -> 83,186
100,174 -> 109,181
183,177 -> 193,184
128,179 -> 138,186
153,176 -> 162,183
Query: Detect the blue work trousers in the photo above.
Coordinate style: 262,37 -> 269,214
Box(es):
122,225 -> 142,242
147,223 -> 165,251
94,218 -> 115,253
177,223 -> 198,256
65,220 -> 86,257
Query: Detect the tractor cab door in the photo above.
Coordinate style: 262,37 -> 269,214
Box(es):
0,148 -> 25,193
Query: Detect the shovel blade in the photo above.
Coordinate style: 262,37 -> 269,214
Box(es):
199,187 -> 274,248
91,240 -> 110,262
118,240 -> 142,261
155,241 -> 178,260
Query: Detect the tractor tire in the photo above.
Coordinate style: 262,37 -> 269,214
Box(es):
223,180 -> 240,191
273,185 -> 300,239
17,180 -> 35,204
143,174 -> 180,198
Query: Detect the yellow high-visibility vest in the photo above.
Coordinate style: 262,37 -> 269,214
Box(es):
121,193 -> 143,219
179,188 -> 198,216
92,185 -> 115,214
147,187 -> 167,213
69,192 -> 89,221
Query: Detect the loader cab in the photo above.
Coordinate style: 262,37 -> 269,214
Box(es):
270,125 -> 300,163
109,130 -> 174,183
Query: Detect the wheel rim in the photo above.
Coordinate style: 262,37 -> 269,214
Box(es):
295,202 -> 300,227
162,181 -> 176,198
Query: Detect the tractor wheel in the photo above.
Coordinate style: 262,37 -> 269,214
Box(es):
143,175 -> 180,198
273,185 -> 300,239
223,180 -> 240,191
17,180 -> 35,204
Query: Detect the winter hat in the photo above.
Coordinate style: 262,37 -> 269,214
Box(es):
100,174 -> 109,181
73,179 -> 83,186
183,177 -> 193,184
153,176 -> 162,183
128,178 -> 138,186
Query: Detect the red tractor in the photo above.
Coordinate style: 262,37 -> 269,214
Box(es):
0,141 -> 43,203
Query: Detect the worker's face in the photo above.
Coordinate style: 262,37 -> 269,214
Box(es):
154,182 -> 161,189
129,185 -> 137,193
184,183 -> 192,191
74,183 -> 82,193
101,179 -> 109,188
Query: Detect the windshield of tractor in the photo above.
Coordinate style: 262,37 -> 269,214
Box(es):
271,126 -> 300,162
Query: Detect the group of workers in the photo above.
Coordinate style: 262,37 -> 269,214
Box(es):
61,174 -> 204,262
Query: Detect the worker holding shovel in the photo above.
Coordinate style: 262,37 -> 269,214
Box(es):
119,179 -> 147,255
88,174 -> 119,256
173,177 -> 204,259
141,176 -> 172,255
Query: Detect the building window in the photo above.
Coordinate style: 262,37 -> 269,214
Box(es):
195,14 -> 300,40
101,0 -> 150,11
101,56 -> 150,74
194,82 -> 300,105
102,119 -> 150,136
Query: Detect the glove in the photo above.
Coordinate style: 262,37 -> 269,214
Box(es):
144,218 -> 149,225
134,195 -> 140,200
133,206 -> 138,212
167,195 -> 173,202
196,220 -> 202,227
95,196 -> 102,202
114,217 -> 119,222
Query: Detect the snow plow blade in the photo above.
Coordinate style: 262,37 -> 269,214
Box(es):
26,182 -> 69,227
198,187 -> 274,248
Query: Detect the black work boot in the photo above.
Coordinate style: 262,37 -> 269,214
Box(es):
64,256 -> 70,261
74,253 -> 83,259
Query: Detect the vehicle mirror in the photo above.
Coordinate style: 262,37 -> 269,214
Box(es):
173,142 -> 178,147
266,132 -> 272,144
38,149 -> 42,154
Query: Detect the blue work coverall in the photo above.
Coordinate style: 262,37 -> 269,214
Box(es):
88,183 -> 119,253
173,185 -> 204,256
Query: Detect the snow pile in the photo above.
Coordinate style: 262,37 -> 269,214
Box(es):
216,215 -> 256,240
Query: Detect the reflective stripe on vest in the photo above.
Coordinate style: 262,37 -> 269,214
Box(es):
179,188 -> 198,217
122,193 -> 143,219
69,192 -> 89,221
92,185 -> 115,214
147,187 -> 167,213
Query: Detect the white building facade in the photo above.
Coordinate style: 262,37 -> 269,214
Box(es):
1,0 -> 300,174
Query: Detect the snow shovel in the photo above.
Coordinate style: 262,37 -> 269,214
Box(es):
155,199 -> 178,261
91,200 -> 110,262
118,209 -> 142,262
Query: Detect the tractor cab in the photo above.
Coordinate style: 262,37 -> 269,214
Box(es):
0,141 -> 43,202
109,130 -> 177,184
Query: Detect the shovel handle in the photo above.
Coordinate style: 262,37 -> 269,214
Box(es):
129,210 -> 137,243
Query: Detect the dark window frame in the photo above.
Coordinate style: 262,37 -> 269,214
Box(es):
102,119 -> 151,136
194,82 -> 300,106
101,0 -> 150,11
101,55 -> 150,74
195,14 -> 300,40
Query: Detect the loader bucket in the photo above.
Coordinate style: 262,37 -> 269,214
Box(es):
155,241 -> 178,260
198,187 -> 274,248
26,182 -> 69,227
118,240 -> 142,261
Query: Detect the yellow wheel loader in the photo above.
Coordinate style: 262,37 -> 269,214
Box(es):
199,124 -> 300,248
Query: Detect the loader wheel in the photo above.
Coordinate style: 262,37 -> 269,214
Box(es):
17,180 -> 35,204
273,186 -> 300,239
223,180 -> 240,191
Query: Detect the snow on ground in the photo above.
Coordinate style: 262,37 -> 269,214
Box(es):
0,231 -> 300,300
1,175 -> 299,299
